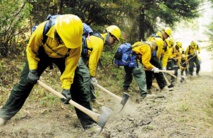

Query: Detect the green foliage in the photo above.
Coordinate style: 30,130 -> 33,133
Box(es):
206,21 -> 213,57
0,0 -> 32,57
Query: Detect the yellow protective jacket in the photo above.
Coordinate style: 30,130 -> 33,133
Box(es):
147,36 -> 164,61
185,45 -> 201,60
85,33 -> 106,77
26,21 -> 81,90
132,42 -> 154,70
161,47 -> 172,68
171,47 -> 182,67
155,31 -> 163,39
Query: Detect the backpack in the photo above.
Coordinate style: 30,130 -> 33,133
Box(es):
113,43 -> 138,68
32,14 -> 60,44
81,24 -> 104,57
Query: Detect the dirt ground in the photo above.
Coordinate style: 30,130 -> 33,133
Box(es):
0,50 -> 213,138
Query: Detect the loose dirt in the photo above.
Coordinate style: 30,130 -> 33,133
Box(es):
0,49 -> 213,138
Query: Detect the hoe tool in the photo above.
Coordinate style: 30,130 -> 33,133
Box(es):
37,80 -> 112,134
95,83 -> 129,112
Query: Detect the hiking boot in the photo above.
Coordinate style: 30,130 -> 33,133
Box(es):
141,93 -> 156,99
168,84 -> 174,88
180,76 -> 185,83
123,87 -> 132,92
0,118 -> 7,126
160,86 -> 169,92
147,89 -> 152,94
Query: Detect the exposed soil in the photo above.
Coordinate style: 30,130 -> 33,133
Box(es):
0,49 -> 213,138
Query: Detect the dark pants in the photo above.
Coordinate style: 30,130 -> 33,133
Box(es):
145,56 -> 166,90
81,57 -> 96,101
0,49 -> 94,129
167,59 -> 178,83
188,55 -> 200,75
180,60 -> 188,76
123,62 -> 147,97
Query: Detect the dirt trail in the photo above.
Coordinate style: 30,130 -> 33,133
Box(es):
0,73 -> 213,138
0,49 -> 213,138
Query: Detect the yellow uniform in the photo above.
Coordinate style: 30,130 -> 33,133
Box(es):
132,41 -> 154,70
26,21 -> 81,89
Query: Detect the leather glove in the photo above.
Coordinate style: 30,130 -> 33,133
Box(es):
61,89 -> 71,104
90,77 -> 98,85
152,67 -> 160,73
27,70 -> 39,84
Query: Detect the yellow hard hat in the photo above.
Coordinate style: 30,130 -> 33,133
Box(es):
190,41 -> 197,48
163,27 -> 172,36
105,25 -> 121,41
176,41 -> 182,48
55,14 -> 83,49
155,38 -> 164,47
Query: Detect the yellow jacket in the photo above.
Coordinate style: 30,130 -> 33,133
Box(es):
26,21 -> 81,90
147,36 -> 164,61
161,46 -> 172,68
185,45 -> 201,60
85,33 -> 106,77
156,31 -> 163,39
132,42 -> 154,70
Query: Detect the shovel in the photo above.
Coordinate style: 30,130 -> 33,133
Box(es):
37,80 -> 112,134
94,83 -> 129,112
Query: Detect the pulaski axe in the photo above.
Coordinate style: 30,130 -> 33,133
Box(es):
94,83 -> 129,112
37,80 -> 112,134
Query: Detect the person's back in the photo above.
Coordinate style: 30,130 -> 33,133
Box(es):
82,25 -> 121,102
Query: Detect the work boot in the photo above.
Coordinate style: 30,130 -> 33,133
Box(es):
168,84 -> 174,88
123,87 -> 132,92
160,86 -> 169,93
180,76 -> 185,83
147,89 -> 152,94
0,118 -> 7,126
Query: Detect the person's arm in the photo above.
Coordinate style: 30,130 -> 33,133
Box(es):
87,37 -> 104,77
60,46 -> 81,90
26,22 -> 46,70
141,46 -> 154,70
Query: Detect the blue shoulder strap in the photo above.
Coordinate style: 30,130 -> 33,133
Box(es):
42,19 -> 56,44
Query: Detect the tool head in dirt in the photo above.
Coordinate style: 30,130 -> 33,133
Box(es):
97,106 -> 112,134
119,92 -> 130,112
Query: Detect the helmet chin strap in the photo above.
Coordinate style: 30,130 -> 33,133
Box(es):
105,32 -> 111,45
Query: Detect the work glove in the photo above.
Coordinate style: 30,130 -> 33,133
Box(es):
152,67 -> 160,73
90,77 -> 98,85
27,70 -> 39,84
61,89 -> 71,104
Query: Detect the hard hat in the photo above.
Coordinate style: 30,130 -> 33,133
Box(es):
176,41 -> 182,48
155,38 -> 164,47
163,27 -> 172,36
105,25 -> 121,41
55,14 -> 83,49
190,41 -> 197,48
